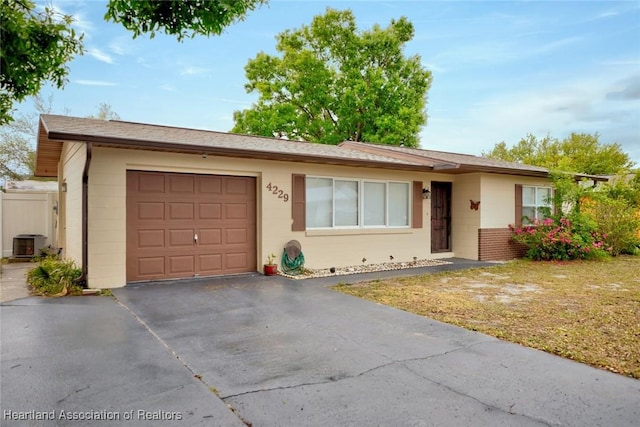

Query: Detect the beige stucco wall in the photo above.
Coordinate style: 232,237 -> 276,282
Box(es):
59,144 -> 554,289
84,147 -> 441,288
58,142 -> 85,266
450,174 -> 481,260
479,174 -> 552,228
446,173 -> 553,260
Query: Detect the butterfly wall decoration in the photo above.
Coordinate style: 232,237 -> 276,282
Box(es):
470,200 -> 480,210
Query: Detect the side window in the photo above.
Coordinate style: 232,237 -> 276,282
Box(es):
520,185 -> 552,225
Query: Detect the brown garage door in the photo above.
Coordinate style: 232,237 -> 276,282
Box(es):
126,171 -> 256,282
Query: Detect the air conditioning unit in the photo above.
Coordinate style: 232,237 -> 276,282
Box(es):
13,234 -> 47,258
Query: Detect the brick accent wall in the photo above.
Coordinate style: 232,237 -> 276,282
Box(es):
478,228 -> 527,261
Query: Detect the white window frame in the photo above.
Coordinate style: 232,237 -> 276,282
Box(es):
305,176 -> 410,229
522,185 -> 553,224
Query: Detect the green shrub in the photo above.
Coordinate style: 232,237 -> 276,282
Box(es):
510,214 -> 610,261
27,257 -> 82,296
587,197 -> 640,256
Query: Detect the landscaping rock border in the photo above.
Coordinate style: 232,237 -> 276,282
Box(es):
280,258 -> 451,279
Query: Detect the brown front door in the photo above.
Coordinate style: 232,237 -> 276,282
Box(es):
431,182 -> 451,252
126,171 -> 256,282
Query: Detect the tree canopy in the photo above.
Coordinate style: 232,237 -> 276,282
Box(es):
1,96 -> 119,182
0,0 -> 84,125
105,0 -> 267,41
87,102 -> 121,121
232,8 -> 432,147
483,133 -> 635,175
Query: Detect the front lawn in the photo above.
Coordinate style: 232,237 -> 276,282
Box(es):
334,256 -> 640,378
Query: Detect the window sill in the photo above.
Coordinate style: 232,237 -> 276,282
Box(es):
305,228 -> 413,237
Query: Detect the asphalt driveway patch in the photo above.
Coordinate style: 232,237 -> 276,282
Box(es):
111,274 -> 640,427
0,296 -> 245,427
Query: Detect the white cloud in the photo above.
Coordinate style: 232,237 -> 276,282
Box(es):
435,36 -> 582,68
597,11 -> 619,19
528,37 -> 582,56
160,84 -> 177,92
109,43 -> 127,55
601,58 -> 640,67
422,61 -> 446,74
109,36 -> 136,56
75,80 -> 117,86
87,48 -> 114,64
70,11 -> 95,38
209,97 -> 252,106
136,57 -> 153,69
420,70 -> 640,164
45,2 -> 94,39
180,66 -> 209,76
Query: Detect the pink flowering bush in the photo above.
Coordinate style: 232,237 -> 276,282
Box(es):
509,215 -> 610,261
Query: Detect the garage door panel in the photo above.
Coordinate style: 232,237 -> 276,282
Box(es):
137,202 -> 165,220
226,203 -> 248,220
168,229 -> 195,247
168,256 -> 195,274
226,177 -> 249,195
138,257 -> 165,276
199,254 -> 222,273
127,171 -> 256,282
199,203 -> 221,219
169,175 -> 195,193
225,228 -> 248,244
138,229 -> 165,248
199,228 -> 222,245
137,172 -> 166,193
169,202 -> 195,220
226,253 -> 249,269
198,176 -> 222,194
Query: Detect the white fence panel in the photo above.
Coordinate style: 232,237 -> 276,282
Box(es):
0,192 -> 58,258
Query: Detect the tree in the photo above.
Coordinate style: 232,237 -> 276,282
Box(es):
0,0 -> 84,125
483,133 -> 635,175
232,8 -> 432,147
87,102 -> 120,121
105,0 -> 267,41
548,172 -> 640,256
0,94 -> 55,181
0,96 -> 118,182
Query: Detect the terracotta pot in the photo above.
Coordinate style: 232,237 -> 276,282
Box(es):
263,264 -> 278,276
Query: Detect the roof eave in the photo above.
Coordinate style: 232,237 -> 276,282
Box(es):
44,131 -> 428,172
465,165 -> 549,177
34,118 -> 62,177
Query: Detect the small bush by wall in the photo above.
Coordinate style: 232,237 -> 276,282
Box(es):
510,215 -> 610,261
27,256 -> 82,296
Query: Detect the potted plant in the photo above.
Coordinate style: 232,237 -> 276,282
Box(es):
263,253 -> 278,276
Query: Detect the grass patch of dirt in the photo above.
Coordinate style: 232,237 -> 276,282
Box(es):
334,256 -> 640,379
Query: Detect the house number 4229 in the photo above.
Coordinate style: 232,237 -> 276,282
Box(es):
266,182 -> 289,202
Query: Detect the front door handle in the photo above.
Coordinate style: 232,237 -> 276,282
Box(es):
194,233 -> 198,244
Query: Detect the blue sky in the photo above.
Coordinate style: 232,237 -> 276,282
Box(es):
17,0 -> 640,164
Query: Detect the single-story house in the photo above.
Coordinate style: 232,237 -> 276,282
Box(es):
35,114 -> 554,289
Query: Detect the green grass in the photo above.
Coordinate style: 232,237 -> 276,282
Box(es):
334,256 -> 640,379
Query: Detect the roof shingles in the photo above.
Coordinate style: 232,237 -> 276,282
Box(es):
37,114 -> 550,178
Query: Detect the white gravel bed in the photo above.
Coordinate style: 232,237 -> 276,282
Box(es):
279,258 -> 451,279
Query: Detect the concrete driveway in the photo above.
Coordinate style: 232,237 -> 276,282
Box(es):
2,261 -> 639,426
